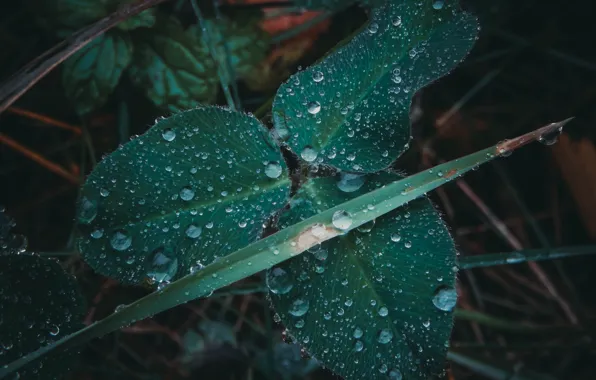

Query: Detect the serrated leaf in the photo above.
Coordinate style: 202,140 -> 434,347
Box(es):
272,0 -> 478,172
0,254 -> 85,379
191,16 -> 270,83
76,107 -> 290,285
62,31 -> 132,114
37,0 -> 156,35
269,173 -> 457,380
128,16 -> 219,111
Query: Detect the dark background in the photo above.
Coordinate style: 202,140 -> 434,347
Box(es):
0,0 -> 595,379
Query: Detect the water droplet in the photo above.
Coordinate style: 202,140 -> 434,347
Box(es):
332,210 -> 353,230
90,229 -> 104,239
312,71 -> 324,82
267,267 -> 293,294
307,101 -> 321,115
357,219 -> 375,233
295,319 -> 305,329
147,248 -> 179,284
539,126 -> 563,146
337,173 -> 365,192
353,326 -> 363,339
390,233 -> 401,242
48,325 -> 60,336
162,128 -> 176,141
265,161 -> 283,179
289,298 -> 310,317
392,16 -> 402,27
377,328 -> 393,344
404,241 -> 412,248
100,188 -> 110,197
185,224 -> 202,239
301,146 -> 318,162
110,230 -> 132,251
368,22 -> 379,34
506,252 -> 525,264
432,287 -> 457,311
378,364 -> 388,373
388,369 -> 403,380
179,186 -> 195,201
432,0 -> 444,10
378,306 -> 389,317
354,340 -> 364,352
190,260 -> 204,274
78,196 -> 97,224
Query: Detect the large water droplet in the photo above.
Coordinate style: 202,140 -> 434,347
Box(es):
337,173 -> 365,193
78,196 -> 97,224
354,340 -> 364,352
432,287 -> 457,311
388,369 -> 403,380
110,230 -> 132,251
377,328 -> 393,344
307,101 -> 321,115
179,186 -> 195,201
147,248 -> 179,284
289,298 -> 310,317
162,128 -> 176,141
332,210 -> 353,230
538,126 -> 563,146
265,161 -> 283,179
353,326 -> 363,339
357,219 -> 375,233
312,71 -> 324,82
301,146 -> 318,162
432,0 -> 444,10
185,224 -> 202,239
267,267 -> 293,294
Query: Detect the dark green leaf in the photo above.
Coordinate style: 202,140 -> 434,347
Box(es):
62,31 -> 132,114
128,16 -> 219,111
36,0 -> 155,35
272,0 -> 478,172
190,16 -> 270,83
77,107 -> 291,285
270,173 -> 457,380
0,253 -> 85,379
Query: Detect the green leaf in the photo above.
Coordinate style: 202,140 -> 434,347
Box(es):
269,172 -> 456,379
76,106 -> 291,285
37,0 -> 156,35
191,16 -> 270,83
0,253 -> 85,379
272,0 -> 478,172
128,16 -> 219,111
62,31 -> 133,114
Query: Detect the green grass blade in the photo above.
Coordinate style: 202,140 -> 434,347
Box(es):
457,244 -> 596,269
0,120 -> 568,379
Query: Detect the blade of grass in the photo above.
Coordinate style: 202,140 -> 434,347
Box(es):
457,245 -> 596,269
0,119 -> 569,379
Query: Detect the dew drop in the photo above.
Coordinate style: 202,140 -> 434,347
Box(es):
307,101 -> 321,115
179,186 -> 195,201
378,306 -> 389,317
337,173 -> 365,193
312,71 -> 324,82
368,22 -> 379,34
388,369 -> 403,380
266,267 -> 293,295
353,326 -> 363,339
390,233 -> 401,242
432,0 -> 444,10
48,325 -> 60,336
301,146 -> 318,162
162,128 -> 176,141
110,230 -> 132,251
90,229 -> 104,239
377,328 -> 393,344
506,252 -> 525,264
265,161 -> 283,179
332,210 -> 353,230
538,126 -> 563,146
354,340 -> 364,352
185,224 -> 202,239
78,196 -> 97,224
289,298 -> 310,317
147,248 -> 179,284
357,219 -> 375,233
100,188 -> 110,197
432,287 -> 457,311
378,364 -> 388,373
